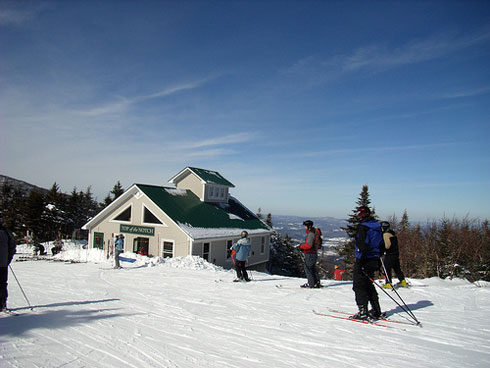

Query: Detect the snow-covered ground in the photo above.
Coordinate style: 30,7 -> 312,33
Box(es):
2,242 -> 490,368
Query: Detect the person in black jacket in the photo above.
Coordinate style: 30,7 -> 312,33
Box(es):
381,221 -> 407,288
0,220 -> 17,311
352,206 -> 384,320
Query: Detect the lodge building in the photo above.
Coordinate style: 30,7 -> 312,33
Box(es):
82,167 -> 272,270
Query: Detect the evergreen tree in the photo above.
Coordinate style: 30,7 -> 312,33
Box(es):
20,189 -> 47,241
102,181 -> 125,208
336,184 -> 375,279
267,231 -> 304,277
43,182 -> 68,239
0,181 -> 26,237
256,208 -> 264,220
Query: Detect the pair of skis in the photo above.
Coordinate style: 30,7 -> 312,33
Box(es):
313,308 -> 420,329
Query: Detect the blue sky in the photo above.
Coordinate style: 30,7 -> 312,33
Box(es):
1,0 -> 489,221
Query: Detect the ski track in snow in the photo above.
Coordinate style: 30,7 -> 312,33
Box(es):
1,248 -> 490,368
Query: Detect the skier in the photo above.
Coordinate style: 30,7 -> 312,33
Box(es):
231,231 -> 252,282
334,265 -> 346,281
381,221 -> 407,288
352,206 -> 384,320
0,219 -> 17,311
114,234 -> 124,269
299,220 -> 321,288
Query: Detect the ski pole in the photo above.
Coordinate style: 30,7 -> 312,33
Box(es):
379,258 -> 419,324
363,268 -> 420,326
8,265 -> 34,310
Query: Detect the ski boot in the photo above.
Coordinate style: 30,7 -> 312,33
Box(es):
350,305 -> 368,320
368,299 -> 385,319
397,279 -> 408,287
382,282 -> 393,289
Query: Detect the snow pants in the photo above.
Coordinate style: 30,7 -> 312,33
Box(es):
383,254 -> 405,284
235,260 -> 250,281
114,250 -> 122,269
0,267 -> 8,309
353,258 -> 380,309
303,252 -> 320,287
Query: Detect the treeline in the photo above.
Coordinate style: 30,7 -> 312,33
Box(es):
392,214 -> 490,282
0,180 -> 124,243
336,185 -> 490,282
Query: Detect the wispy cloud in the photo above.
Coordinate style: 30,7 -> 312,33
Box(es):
0,2 -> 48,26
182,133 -> 255,149
438,85 -> 490,99
287,142 -> 462,159
285,27 -> 490,77
76,77 -> 214,117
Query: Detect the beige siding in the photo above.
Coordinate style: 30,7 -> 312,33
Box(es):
192,234 -> 270,269
175,173 -> 204,200
88,194 -> 190,259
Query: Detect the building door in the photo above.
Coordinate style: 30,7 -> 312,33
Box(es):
133,237 -> 149,255
94,232 -> 104,249
203,242 -> 210,261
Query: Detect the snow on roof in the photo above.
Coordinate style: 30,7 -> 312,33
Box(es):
164,188 -> 187,196
179,223 -> 269,240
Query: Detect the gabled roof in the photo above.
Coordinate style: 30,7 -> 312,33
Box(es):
168,167 -> 235,187
135,184 -> 269,239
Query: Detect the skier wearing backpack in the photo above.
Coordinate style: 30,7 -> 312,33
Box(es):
351,206 -> 384,320
299,220 -> 321,288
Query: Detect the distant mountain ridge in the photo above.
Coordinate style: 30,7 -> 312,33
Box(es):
0,174 -> 50,195
271,215 -> 348,242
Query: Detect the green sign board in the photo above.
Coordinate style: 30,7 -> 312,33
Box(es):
120,224 -> 155,236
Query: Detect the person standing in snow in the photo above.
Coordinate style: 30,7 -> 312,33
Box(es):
231,231 -> 252,282
0,220 -> 17,311
352,206 -> 384,320
299,220 -> 321,288
380,221 -> 407,288
114,234 -> 124,269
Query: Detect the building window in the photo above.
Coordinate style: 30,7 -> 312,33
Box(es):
261,236 -> 266,254
203,242 -> 210,261
220,188 -> 225,198
163,241 -> 173,258
143,206 -> 163,225
113,205 -> 131,222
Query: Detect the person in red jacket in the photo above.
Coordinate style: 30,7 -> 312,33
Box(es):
299,220 -> 321,288
334,265 -> 346,281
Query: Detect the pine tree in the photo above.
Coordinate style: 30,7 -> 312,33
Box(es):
111,181 -> 124,199
336,184 -> 376,279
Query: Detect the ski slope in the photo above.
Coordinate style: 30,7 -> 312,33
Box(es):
1,243 -> 489,368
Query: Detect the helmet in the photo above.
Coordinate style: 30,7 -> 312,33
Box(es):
303,220 -> 314,228
380,221 -> 390,230
241,230 -> 248,238
357,206 -> 371,218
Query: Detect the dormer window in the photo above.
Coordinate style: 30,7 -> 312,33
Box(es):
207,185 -> 227,201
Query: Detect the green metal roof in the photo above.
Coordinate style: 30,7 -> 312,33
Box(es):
187,167 -> 235,187
135,184 -> 269,234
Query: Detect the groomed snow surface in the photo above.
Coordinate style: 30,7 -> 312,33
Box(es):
1,242 -> 490,368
